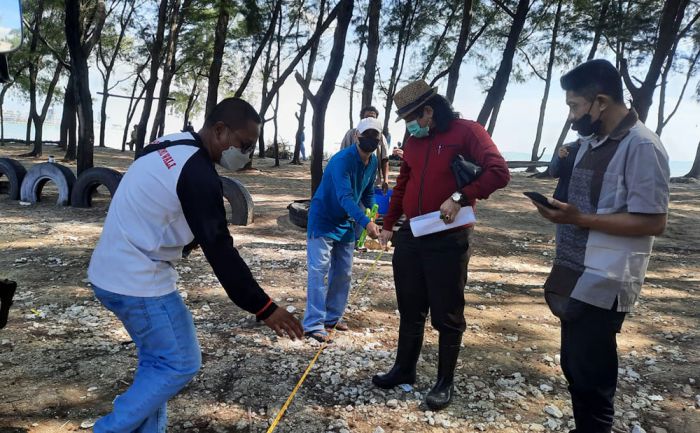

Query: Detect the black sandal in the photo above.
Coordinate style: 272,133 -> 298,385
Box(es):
304,330 -> 331,343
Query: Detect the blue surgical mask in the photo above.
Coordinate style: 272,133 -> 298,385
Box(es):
406,119 -> 429,138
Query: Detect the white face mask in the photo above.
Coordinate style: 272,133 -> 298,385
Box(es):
219,146 -> 251,171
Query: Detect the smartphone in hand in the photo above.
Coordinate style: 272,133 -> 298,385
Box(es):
523,191 -> 557,209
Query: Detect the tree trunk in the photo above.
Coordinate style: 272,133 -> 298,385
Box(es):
349,13 -> 368,128
273,10 -> 282,167
657,46 -> 700,136
0,84 -> 11,144
251,0 -> 340,167
135,0 -> 169,154
24,111 -> 31,146
528,0 -> 563,171
587,0 -> 609,60
420,5 -> 458,80
445,0 -> 474,103
121,65 -> 148,151
61,76 -> 77,158
308,0 -> 354,195
552,0 -> 609,154
258,0 -> 341,117
98,0 -> 135,148
381,3 -> 414,138
257,13 -> 277,159
291,1 -> 325,165
26,59 -> 63,157
361,0 -> 381,108
66,0 -> 105,175
98,71 -> 111,148
621,0 -> 690,123
205,0 -> 230,119
476,0 -> 530,131
234,0 -> 282,99
685,139 -> 700,178
183,77 -> 199,129
151,0 -> 189,141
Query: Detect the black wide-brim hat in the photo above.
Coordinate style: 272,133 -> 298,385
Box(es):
393,79 -> 438,121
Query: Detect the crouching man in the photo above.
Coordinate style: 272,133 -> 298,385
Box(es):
302,117 -> 383,342
88,98 -> 302,432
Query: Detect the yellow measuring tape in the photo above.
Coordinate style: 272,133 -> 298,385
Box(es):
266,249 -> 386,433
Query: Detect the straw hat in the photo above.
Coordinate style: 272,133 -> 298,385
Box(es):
393,79 -> 437,121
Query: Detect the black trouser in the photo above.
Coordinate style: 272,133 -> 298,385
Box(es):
560,299 -> 626,433
392,227 -> 470,335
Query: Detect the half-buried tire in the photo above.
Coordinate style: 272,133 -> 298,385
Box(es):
287,199 -> 310,229
0,157 -> 27,200
20,162 -> 76,206
220,176 -> 254,226
71,167 -> 123,208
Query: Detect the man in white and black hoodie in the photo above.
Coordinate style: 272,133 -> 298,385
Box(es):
88,98 -> 302,432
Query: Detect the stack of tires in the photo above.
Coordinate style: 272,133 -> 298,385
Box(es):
0,157 -> 255,226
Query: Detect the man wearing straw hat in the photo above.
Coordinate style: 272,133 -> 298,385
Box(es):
373,80 -> 510,410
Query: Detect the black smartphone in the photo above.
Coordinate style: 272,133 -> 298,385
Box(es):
523,191 -> 557,209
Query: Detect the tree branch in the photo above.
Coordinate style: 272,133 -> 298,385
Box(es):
491,0 -> 515,18
663,47 -> 700,129
22,17 -> 70,69
619,58 -> 640,96
430,17 -> 491,86
84,1 -> 107,53
294,70 -> 317,106
519,46 -> 546,81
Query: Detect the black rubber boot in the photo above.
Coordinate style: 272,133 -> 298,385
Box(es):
425,332 -> 462,411
0,279 -> 17,329
372,328 -> 424,389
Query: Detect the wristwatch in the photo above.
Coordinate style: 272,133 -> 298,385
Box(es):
451,192 -> 463,203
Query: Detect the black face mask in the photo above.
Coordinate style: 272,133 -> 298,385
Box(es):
358,136 -> 379,153
570,101 -> 602,136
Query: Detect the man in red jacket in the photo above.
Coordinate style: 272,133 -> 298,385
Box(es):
373,80 -> 510,410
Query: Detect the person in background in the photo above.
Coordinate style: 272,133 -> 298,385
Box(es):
549,139 -> 581,202
340,105 -> 390,194
127,124 -> 138,151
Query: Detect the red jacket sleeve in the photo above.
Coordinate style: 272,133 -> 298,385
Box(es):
460,122 -> 510,201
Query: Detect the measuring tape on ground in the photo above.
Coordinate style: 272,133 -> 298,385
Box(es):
266,248 -> 386,433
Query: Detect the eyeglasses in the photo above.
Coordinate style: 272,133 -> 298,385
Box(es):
225,125 -> 256,154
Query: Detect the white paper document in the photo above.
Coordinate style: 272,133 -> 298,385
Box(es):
409,206 -> 476,237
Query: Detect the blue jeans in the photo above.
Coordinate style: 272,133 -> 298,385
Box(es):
303,236 -> 354,333
92,286 -> 201,433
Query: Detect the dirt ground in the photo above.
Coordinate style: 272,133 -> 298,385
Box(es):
0,143 -> 698,433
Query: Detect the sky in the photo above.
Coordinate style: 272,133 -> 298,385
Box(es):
4,22 -> 699,164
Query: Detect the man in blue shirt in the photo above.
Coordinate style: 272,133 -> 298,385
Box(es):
303,117 -> 383,342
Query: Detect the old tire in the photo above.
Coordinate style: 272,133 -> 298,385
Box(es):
20,162 -> 76,206
287,199 -> 310,229
220,176 -> 254,226
70,167 -> 123,208
0,157 -> 27,200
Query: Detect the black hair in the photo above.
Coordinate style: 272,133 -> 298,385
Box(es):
204,97 -> 262,129
359,105 -> 379,118
560,59 -> 624,103
415,94 -> 460,133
